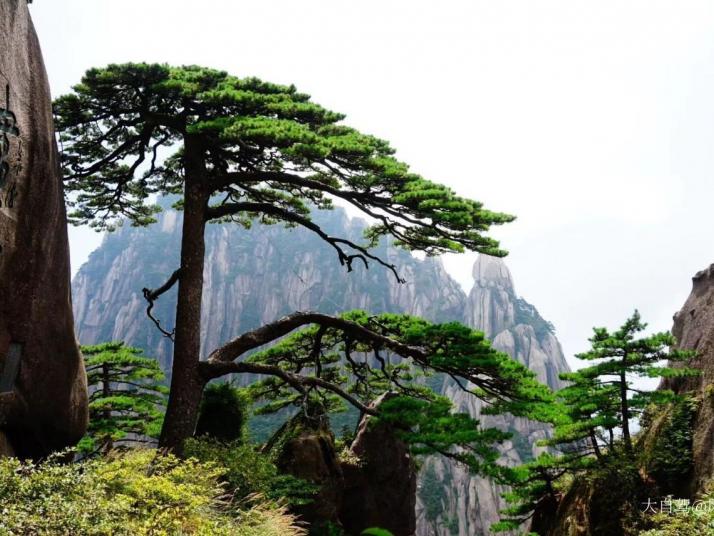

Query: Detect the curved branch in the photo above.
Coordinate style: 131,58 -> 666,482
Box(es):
205,201 -> 405,283
198,360 -> 377,416
142,269 -> 181,340
204,310 -> 520,404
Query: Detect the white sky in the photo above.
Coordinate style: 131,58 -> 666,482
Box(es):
32,0 -> 714,370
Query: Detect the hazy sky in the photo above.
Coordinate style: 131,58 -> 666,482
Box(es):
32,1 -> 714,369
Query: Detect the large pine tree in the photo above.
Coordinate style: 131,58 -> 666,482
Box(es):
55,63 -> 546,454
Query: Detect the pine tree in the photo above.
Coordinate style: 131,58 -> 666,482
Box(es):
494,311 -> 698,531
544,368 -> 620,459
80,342 -> 168,455
55,63 -> 529,451
572,310 -> 697,454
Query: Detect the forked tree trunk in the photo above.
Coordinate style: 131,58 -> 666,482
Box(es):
159,137 -> 209,451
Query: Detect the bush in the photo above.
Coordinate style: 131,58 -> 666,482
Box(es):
639,397 -> 698,495
0,449 -> 305,535
196,382 -> 250,442
183,437 -> 319,506
639,488 -> 714,536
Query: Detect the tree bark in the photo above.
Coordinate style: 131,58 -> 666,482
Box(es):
159,136 -> 208,451
620,354 -> 632,454
102,362 -> 113,453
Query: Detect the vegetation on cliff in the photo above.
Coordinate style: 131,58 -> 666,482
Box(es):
493,311 -> 699,534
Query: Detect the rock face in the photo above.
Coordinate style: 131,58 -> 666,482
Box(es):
340,393 -> 417,536
416,256 -> 569,536
72,205 -> 466,374
663,263 -> 714,496
0,0 -> 87,457
272,415 -> 345,527
271,395 -> 418,536
72,205 -> 569,534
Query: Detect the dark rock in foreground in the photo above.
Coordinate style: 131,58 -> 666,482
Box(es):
0,0 -> 87,457
269,394 -> 417,536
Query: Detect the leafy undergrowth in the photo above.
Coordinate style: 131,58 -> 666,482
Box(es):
183,437 -> 319,507
639,487 -> 714,536
0,449 -> 305,536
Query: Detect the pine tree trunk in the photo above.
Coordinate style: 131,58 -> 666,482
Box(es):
102,362 -> 113,452
159,137 -> 208,452
620,355 -> 632,454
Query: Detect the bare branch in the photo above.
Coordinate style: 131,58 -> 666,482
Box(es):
142,269 -> 181,340
205,201 -> 405,282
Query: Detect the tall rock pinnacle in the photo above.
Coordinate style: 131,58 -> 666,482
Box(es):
0,0 -> 87,457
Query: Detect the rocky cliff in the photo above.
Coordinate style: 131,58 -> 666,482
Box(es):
0,0 -> 86,458
72,205 -> 569,534
662,263 -> 714,496
416,256 -> 569,536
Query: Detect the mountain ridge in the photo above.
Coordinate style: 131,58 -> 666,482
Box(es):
72,204 -> 569,535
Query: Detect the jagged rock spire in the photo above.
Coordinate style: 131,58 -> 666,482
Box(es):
472,254 -> 516,293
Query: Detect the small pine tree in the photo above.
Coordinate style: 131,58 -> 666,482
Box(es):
573,310 -> 698,453
80,342 -> 168,454
494,310 -> 699,531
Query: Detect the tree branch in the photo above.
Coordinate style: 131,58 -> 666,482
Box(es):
142,269 -> 181,340
205,201 -> 405,282
198,360 -> 377,416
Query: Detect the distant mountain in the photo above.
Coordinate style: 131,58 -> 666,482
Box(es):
72,205 -> 569,535
416,256 -> 568,535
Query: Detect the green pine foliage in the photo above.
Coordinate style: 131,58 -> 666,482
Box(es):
245,310 -> 554,480
195,382 -> 250,442
80,342 -> 168,454
494,311 -> 699,532
55,62 -> 514,257
570,310 -> 698,452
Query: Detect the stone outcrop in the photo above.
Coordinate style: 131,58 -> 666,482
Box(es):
340,393 -> 417,536
72,205 -> 568,534
0,0 -> 87,457
271,415 -> 344,528
271,395 -> 417,536
663,263 -> 714,496
416,256 -> 569,536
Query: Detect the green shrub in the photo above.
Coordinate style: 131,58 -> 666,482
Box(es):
640,397 -> 698,495
196,382 -> 250,442
361,529 -> 395,536
0,449 -> 305,535
183,437 -> 318,506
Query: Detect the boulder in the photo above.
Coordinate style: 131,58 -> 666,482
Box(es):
340,393 -> 417,536
273,414 -> 345,528
0,0 -> 87,457
269,397 -> 418,535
